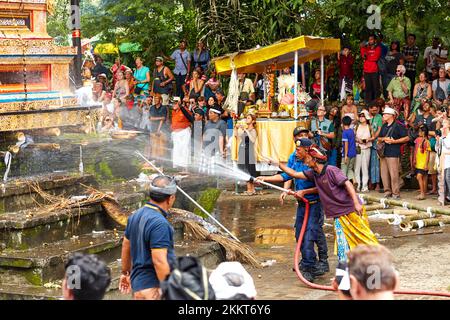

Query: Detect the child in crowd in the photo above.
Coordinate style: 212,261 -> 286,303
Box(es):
414,125 -> 430,200
341,116 -> 357,182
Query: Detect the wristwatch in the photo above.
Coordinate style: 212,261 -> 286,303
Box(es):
121,270 -> 130,276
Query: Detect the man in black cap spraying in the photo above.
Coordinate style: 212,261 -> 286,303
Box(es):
119,175 -> 177,300
257,133 -> 329,282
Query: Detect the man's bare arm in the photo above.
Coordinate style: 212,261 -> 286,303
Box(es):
121,237 -> 132,274
151,249 -> 170,282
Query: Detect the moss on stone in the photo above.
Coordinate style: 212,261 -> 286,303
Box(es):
24,269 -> 43,286
0,200 -> 5,215
193,188 -> 221,219
98,161 -> 114,179
1,258 -> 33,268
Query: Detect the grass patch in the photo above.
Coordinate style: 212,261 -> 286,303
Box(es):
194,188 -> 221,219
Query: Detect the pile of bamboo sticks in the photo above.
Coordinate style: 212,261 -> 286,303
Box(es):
360,194 -> 450,232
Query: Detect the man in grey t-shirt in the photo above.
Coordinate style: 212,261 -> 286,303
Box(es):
203,106 -> 227,158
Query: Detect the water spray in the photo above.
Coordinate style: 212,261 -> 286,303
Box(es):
213,162 -> 295,195
135,150 -> 241,243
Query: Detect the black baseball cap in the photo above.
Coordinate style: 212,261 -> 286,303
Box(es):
293,126 -> 309,136
294,138 -> 313,148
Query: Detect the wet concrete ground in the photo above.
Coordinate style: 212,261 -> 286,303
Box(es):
216,189 -> 450,300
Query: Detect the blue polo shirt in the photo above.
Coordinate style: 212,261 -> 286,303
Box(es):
124,202 -> 176,292
280,152 -> 319,201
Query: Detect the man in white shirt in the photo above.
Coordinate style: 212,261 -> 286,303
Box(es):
424,37 -> 448,80
432,67 -> 450,107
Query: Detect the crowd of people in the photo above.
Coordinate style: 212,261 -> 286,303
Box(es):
82,34 -> 450,201
69,34 -> 450,299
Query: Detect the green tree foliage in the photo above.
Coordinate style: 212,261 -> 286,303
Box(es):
47,0 -> 449,68
47,0 -> 98,46
81,0 -> 198,64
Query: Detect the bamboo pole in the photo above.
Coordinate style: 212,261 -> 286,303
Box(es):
0,131 -> 25,142
62,126 -> 90,134
380,230 -> 444,239
400,216 -> 450,231
360,194 -> 450,217
33,128 -> 61,136
27,143 -> 61,151
8,145 -> 20,154
366,209 -> 395,216
364,203 -> 388,211
387,212 -> 438,224
392,209 -> 419,215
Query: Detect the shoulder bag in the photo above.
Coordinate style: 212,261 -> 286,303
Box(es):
376,124 -> 395,158
315,118 -> 332,150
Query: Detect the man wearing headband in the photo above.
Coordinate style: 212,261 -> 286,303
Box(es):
120,175 -> 177,300
257,136 -> 329,282
203,105 -> 227,159
262,147 -> 378,264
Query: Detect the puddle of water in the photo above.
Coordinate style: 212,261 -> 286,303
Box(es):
255,227 -> 295,245
216,199 -> 296,244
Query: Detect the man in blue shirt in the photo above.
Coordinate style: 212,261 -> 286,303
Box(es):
257,127 -> 328,283
119,175 -> 177,299
164,39 -> 191,100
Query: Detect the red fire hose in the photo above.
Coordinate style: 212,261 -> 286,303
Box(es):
293,196 -> 450,298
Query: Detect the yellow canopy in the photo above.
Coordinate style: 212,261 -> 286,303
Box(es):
213,36 -> 340,75
94,43 -> 119,55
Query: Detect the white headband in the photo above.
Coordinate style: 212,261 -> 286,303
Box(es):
210,108 -> 222,114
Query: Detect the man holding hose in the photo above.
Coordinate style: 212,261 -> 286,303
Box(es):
257,134 -> 329,283
258,142 -> 378,263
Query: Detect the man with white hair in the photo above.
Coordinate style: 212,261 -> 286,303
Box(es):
377,106 -> 409,199
386,64 -> 411,120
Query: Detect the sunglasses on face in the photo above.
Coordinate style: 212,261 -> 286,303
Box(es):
318,109 -> 326,112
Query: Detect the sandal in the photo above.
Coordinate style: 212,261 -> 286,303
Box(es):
415,194 -> 425,200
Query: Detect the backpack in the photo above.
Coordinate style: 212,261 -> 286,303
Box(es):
160,256 -> 216,300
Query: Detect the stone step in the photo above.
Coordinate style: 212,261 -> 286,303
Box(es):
0,230 -> 123,286
0,240 -> 225,300
0,173 -> 97,214
0,192 -> 146,250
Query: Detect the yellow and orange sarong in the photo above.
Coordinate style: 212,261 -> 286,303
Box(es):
334,206 -> 379,261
